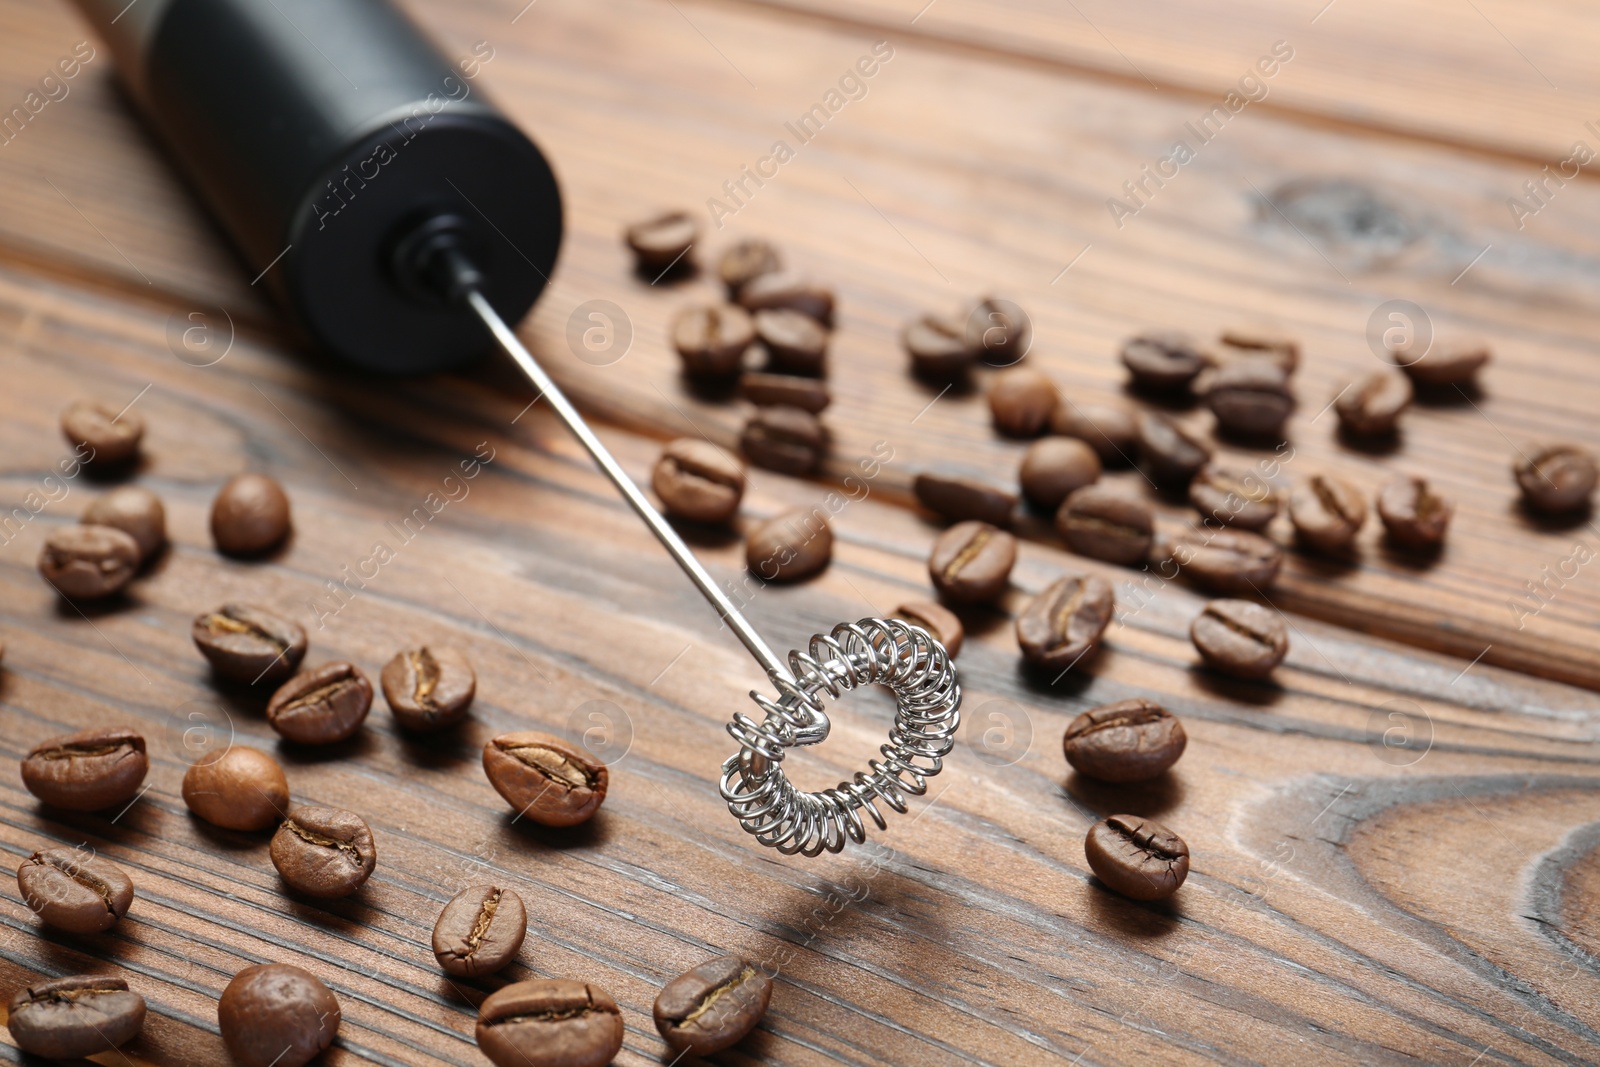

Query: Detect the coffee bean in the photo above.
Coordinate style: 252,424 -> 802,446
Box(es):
21,727 -> 148,812
753,308 -> 827,376
737,270 -> 834,326
61,400 -> 143,466
892,600 -> 964,657
219,964 -> 340,1067
1020,437 -> 1101,511
984,367 -> 1055,438
1288,474 -> 1366,552
740,371 -> 830,413
7,975 -> 146,1059
1189,463 -> 1278,530
903,312 -> 977,378
1191,599 -> 1288,679
270,806 -> 376,898
1395,335 -> 1489,387
433,884 -> 527,977
654,440 -> 744,525
746,506 -> 832,581
654,955 -> 772,1056
1016,574 -> 1114,670
477,979 -> 623,1067
1164,527 -> 1282,594
1378,475 -> 1453,548
912,472 -> 1016,526
929,521 -> 1016,604
1218,323 -> 1299,373
1062,699 -> 1186,783
1136,412 -> 1211,485
82,486 -> 165,561
624,211 -> 697,273
1206,360 -> 1294,438
18,848 -> 134,933
381,646 -> 476,731
741,405 -> 826,475
211,473 -> 291,555
965,297 -> 1031,366
1516,444 -> 1598,514
182,746 -> 289,831
38,524 -> 140,599
1052,401 -> 1139,465
1057,486 -> 1153,566
718,238 -> 780,294
1120,330 -> 1209,391
192,603 -> 308,685
266,662 -> 373,744
1335,372 -> 1411,437
1084,815 -> 1189,901
483,732 -> 608,826
671,305 -> 754,377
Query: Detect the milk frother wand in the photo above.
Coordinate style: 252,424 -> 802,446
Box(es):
73,0 -> 960,855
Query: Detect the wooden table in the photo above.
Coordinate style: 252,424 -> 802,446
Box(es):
2,0 -> 1599,1063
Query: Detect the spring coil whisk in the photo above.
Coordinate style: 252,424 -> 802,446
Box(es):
720,618 -> 961,856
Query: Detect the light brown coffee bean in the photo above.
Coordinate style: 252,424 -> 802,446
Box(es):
1057,486 -> 1153,566
737,270 -> 834,325
989,367 -> 1059,437
624,211 -> 697,273
1335,372 -> 1411,436
1189,463 -> 1278,530
892,600 -> 964,657
61,400 -> 143,466
211,473 -> 291,555
1136,412 -> 1211,485
1394,335 -> 1489,387
7,975 -> 146,1060
1121,330 -> 1209,391
82,486 -> 165,561
483,732 -> 608,827
1164,527 -> 1283,594
1052,401 -> 1139,465
671,305 -> 754,377
381,646 -> 476,731
266,662 -> 373,745
653,439 -> 745,524
1085,815 -> 1189,901
18,848 -> 134,933
38,524 -> 140,599
740,371 -> 830,413
912,472 -> 1016,526
1190,599 -> 1288,678
1378,475 -> 1453,548
754,308 -> 828,376
1205,359 -> 1294,438
477,979 -> 623,1067
21,727 -> 148,812
903,312 -> 977,378
965,297 -> 1031,366
741,405 -> 826,475
269,806 -> 377,898
219,964 -> 340,1067
1288,474 -> 1367,552
1020,437 -> 1101,512
1015,574 -> 1114,670
1515,444 -> 1598,514
1063,699 -> 1186,783
1218,323 -> 1299,373
182,746 -> 290,831
654,955 -> 772,1056
192,603 -> 308,685
433,885 -> 527,977
746,506 -> 832,581
718,238 -> 781,294
929,521 -> 1016,604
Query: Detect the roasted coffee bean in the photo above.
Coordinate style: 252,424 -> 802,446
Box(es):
477,979 -> 623,1067
1516,444 -> 1598,514
433,885 -> 527,977
82,486 -> 165,561
1288,474 -> 1366,552
1191,599 -> 1288,678
965,296 -> 1031,366
483,732 -> 608,826
1020,437 -> 1101,511
624,211 -> 697,273
903,312 -> 977,378
266,662 -> 373,745
61,400 -> 143,466
1378,475 -> 1454,548
988,367 -> 1059,437
7,975 -> 146,1059
653,439 -> 745,525
18,848 -> 134,933
892,600 -> 964,657
1189,463 -> 1278,530
746,506 -> 832,581
219,963 -> 340,1067
671,304 -> 754,377
1394,334 -> 1489,387
1062,699 -> 1186,783
1218,323 -> 1299,373
182,747 -> 289,831
929,521 -> 1016,604
38,524 -> 140,599
740,371 -> 830,413
1120,330 -> 1209,391
381,646 -> 476,731
211,473 -> 291,555
718,238 -> 780,294
270,806 -> 376,898
1085,815 -> 1189,901
1057,486 -> 1153,566
1206,360 -> 1294,438
1164,527 -> 1282,594
912,471 -> 1016,526
21,728 -> 148,812
1052,401 -> 1139,465
754,308 -> 828,376
1335,372 -> 1411,437
1136,412 -> 1211,484
1016,574 -> 1114,670
192,603 -> 308,685
741,405 -> 825,475
655,955 -> 772,1056
737,270 -> 834,326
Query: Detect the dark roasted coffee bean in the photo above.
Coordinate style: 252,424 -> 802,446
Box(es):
219,963 -> 340,1067
1020,437 -> 1101,511
211,473 -> 291,555
1191,599 -> 1288,678
1206,360 -> 1294,438
7,975 -> 146,1059
1516,444 -> 1598,514
746,506 -> 832,581
1288,474 -> 1366,552
1189,463 -> 1278,530
754,308 -> 828,375
718,238 -> 780,294
61,400 -> 143,466
671,304 -> 754,377
21,727 -> 148,812
483,732 -> 608,826
737,270 -> 834,326
1057,486 -> 1153,566
903,312 -> 977,378
83,486 -> 165,561
1136,412 -> 1211,484
1052,401 -> 1139,464
988,367 -> 1059,437
270,807 -> 376,898
655,955 -> 772,1056
1394,334 -> 1489,386
1085,814 -> 1189,901
192,603 -> 308,685
653,439 -> 745,525
266,662 -> 373,744
38,524 -> 140,599
1335,372 -> 1411,437
624,211 -> 697,272
912,471 -> 1016,526
1218,323 -> 1299,373
1378,475 -> 1454,548
477,979 -> 623,1067
740,371 -> 830,413
433,885 -> 527,977
741,405 -> 825,475
182,746 -> 289,831
1120,330 -> 1209,391
929,521 -> 1016,604
965,296 -> 1031,366
892,600 -> 964,657
1016,574 -> 1114,670
1063,699 -> 1186,783
18,848 -> 134,933
381,647 -> 476,731
1165,527 -> 1282,594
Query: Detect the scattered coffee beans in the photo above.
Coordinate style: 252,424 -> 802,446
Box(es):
653,439 -> 746,524
1218,323 -> 1299,373
892,599 -> 964,657
1334,372 -> 1411,437
655,955 -> 773,1056
966,297 -> 1030,365
7,975 -> 145,1059
483,731 -> 608,827
1515,444 -> 1598,514
266,662 -> 373,744
1085,815 -> 1190,901
903,312 -> 976,378
270,806 -> 376,898
218,964 -> 340,1067
1394,335 -> 1489,387
671,305 -> 754,377
1052,401 -> 1139,464
1189,463 -> 1278,530
381,646 -> 476,731
433,885 -> 527,977
1288,474 -> 1366,552
740,371 -> 830,413
1120,330 -> 1208,391
21,727 -> 148,811
755,308 -> 828,376
746,507 -> 832,581
988,367 -> 1059,437
737,271 -> 834,326
1016,574 -> 1114,670
1165,527 -> 1282,594
1205,360 -> 1293,438
83,486 -> 165,561
477,979 -> 624,1067
929,520 -> 1016,604
624,211 -> 697,273
1062,699 -> 1186,783
61,400 -> 143,466
1191,599 -> 1288,678
211,473 -> 291,555
182,746 -> 290,831
192,603 -> 308,685
912,471 -> 1016,526
1057,486 -> 1153,566
38,524 -> 140,599
1377,475 -> 1454,549
18,848 -> 134,933
741,405 -> 825,475
718,238 -> 780,294
1136,412 -> 1211,484
1020,437 -> 1102,512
